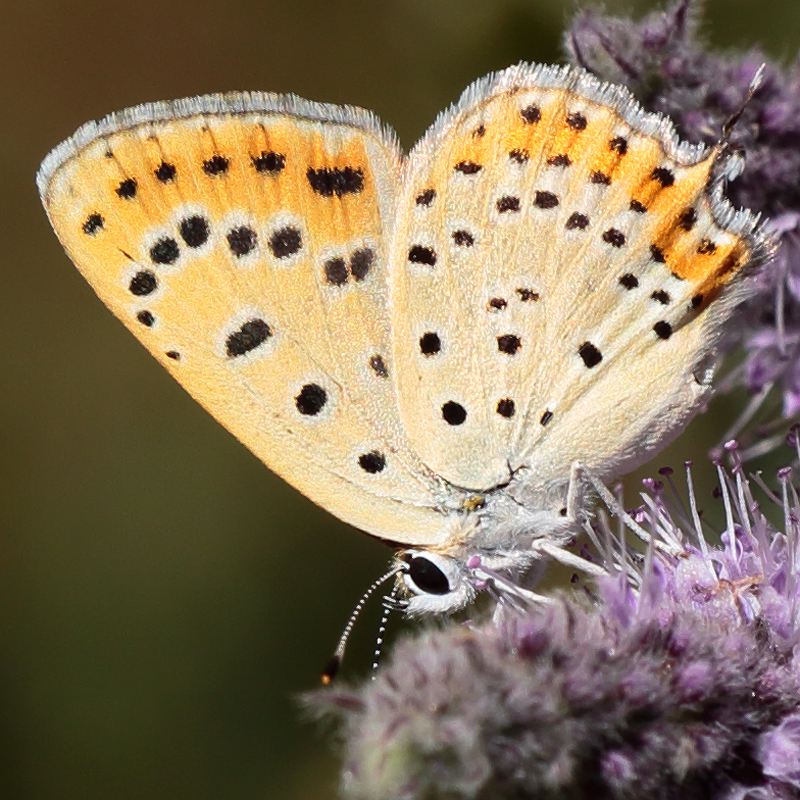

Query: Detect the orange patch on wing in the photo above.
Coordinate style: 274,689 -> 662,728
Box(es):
451,96 -> 557,170
302,134 -> 376,238
689,246 -> 750,302
545,119 -> 590,164
608,137 -> 662,204
542,105 -> 612,173
634,150 -> 750,289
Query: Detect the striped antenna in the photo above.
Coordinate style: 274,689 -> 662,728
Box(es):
321,567 -> 400,685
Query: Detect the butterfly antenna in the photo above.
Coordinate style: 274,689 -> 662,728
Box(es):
370,585 -> 399,679
321,567 -> 400,685
722,63 -> 766,139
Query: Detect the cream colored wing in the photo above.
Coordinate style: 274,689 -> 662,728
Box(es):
389,63 -> 770,493
38,94 -> 458,545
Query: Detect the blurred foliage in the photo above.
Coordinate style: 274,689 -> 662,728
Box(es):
1,0 -> 799,798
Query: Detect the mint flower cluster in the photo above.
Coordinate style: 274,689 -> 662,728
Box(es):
312,450 -> 800,799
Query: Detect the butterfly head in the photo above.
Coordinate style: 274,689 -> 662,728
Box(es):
396,493 -> 579,615
398,549 -> 477,615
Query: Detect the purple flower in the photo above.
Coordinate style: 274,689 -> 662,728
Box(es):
566,0 -> 800,427
308,449 -> 800,800
760,715 -> 800,789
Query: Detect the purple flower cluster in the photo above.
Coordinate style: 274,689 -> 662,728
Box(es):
566,0 -> 800,423
310,451 -> 800,800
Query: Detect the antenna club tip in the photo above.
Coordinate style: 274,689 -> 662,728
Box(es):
321,656 -> 341,685
751,63 -> 767,92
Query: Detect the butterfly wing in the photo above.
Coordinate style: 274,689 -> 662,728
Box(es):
38,94 -> 456,544
389,63 -> 770,494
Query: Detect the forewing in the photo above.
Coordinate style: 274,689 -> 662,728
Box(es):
38,94 -> 452,544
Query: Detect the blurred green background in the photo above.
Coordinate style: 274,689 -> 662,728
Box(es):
3,0 -> 799,797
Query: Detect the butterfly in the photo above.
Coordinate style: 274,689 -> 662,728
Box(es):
38,62 -> 770,617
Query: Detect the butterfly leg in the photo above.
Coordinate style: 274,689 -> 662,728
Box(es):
581,466 -> 684,557
565,460 -> 585,520
531,461 -> 606,574
382,594 -> 409,612
582,466 -> 653,545
533,539 -> 608,576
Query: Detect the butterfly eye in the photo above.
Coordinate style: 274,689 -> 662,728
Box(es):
406,555 -> 451,596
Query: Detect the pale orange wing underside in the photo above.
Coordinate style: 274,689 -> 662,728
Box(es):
38,95 -> 455,545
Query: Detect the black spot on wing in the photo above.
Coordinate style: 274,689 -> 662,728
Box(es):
496,398 -> 515,418
651,167 -> 675,187
269,226 -> 302,258
520,105 -> 541,124
534,191 -> 559,209
408,246 -> 437,266
252,151 -> 286,173
654,321 -> 673,340
454,161 -> 482,175
227,226 -> 257,257
82,213 -> 104,235
154,162 -> 176,182
609,136 -> 628,154
129,271 -> 157,296
225,319 -> 272,357
442,401 -> 467,425
547,154 -> 572,167
295,383 -> 327,415
350,247 -> 374,281
496,196 -> 521,213
358,450 -> 386,473
566,212 -> 589,230
179,215 -> 210,248
115,178 -> 137,199
419,332 -> 441,356
602,229 -> 626,248
369,354 -> 389,378
202,155 -> 230,176
679,208 -> 698,231
150,238 -> 180,265
497,335 -> 521,355
324,257 -> 348,287
416,188 -> 435,206
579,341 -> 602,368
306,166 -> 364,197
566,111 -> 588,130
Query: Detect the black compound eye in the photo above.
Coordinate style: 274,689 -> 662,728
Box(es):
408,556 -> 450,596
